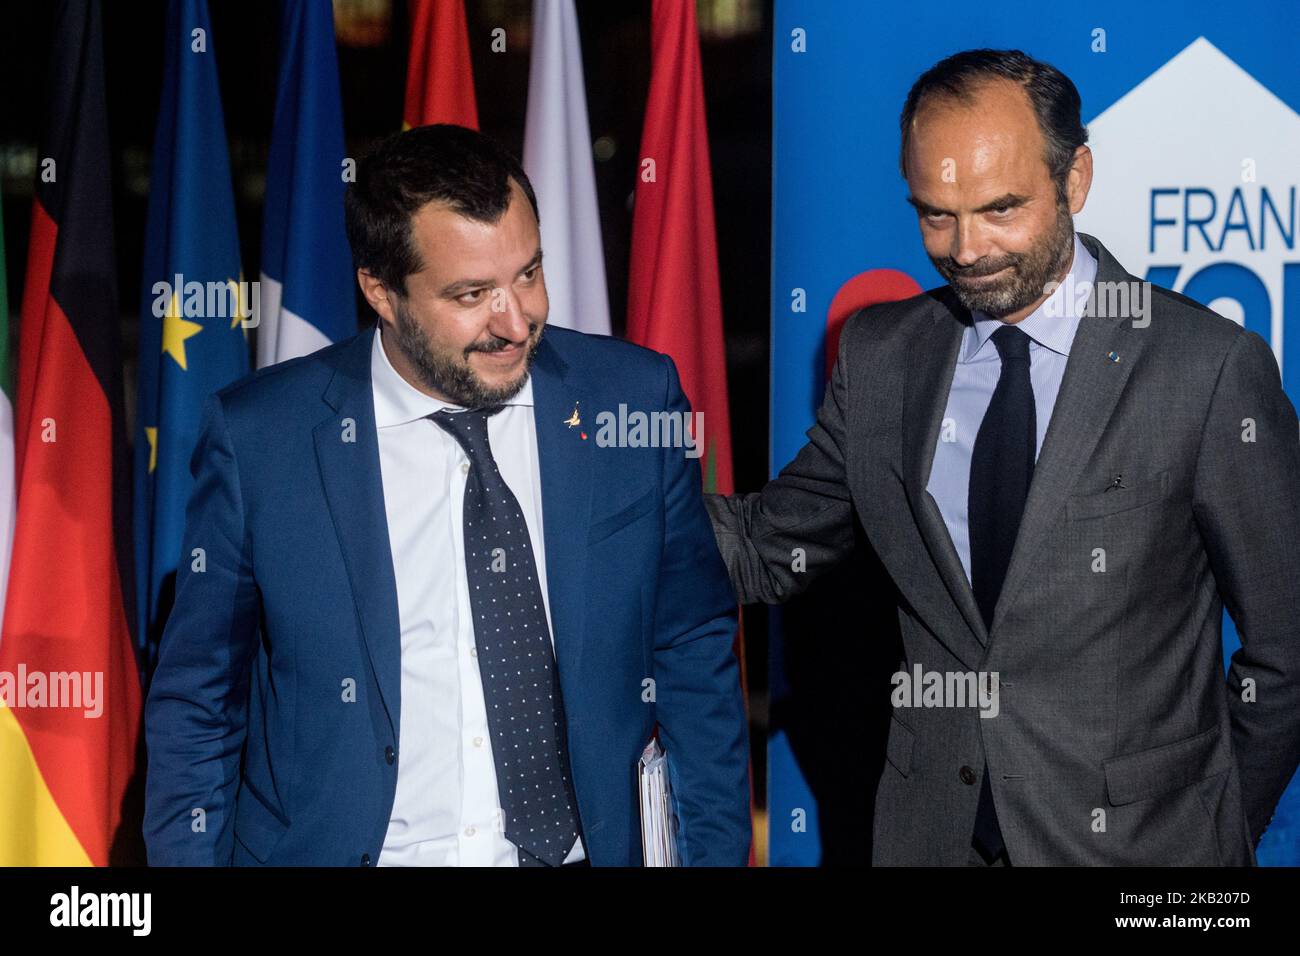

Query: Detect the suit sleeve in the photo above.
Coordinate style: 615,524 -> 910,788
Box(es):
650,354 -> 752,866
143,393 -> 262,866
704,313 -> 860,604
1192,328 -> 1300,847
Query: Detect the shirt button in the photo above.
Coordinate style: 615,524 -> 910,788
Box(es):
465,826 -> 477,837
470,646 -> 478,658
473,736 -> 484,748
460,462 -> 470,475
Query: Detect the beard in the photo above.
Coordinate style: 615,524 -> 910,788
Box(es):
391,296 -> 542,408
929,197 -> 1075,318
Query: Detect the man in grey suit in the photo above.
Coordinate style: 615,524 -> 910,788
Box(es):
707,49 -> 1300,865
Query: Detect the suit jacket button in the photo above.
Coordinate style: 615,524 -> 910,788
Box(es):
959,766 -> 977,785
385,745 -> 395,765
361,853 -> 371,866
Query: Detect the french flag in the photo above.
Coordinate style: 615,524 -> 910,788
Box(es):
257,0 -> 357,367
522,0 -> 610,335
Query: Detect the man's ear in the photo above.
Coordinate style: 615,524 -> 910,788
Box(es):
356,269 -> 397,325
1066,145 -> 1093,216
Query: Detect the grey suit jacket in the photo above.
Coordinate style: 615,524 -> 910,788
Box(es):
708,232 -> 1300,865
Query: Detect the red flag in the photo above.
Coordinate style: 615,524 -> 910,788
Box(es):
0,0 -> 141,865
404,0 -> 479,130
626,0 -> 753,863
626,0 -> 733,495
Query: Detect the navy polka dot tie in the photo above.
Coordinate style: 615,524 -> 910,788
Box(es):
432,406 -> 582,867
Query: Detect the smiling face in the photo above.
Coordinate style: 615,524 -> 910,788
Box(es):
359,178 -> 548,408
903,78 -> 1092,322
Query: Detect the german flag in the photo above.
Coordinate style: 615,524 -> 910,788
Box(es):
0,0 -> 141,866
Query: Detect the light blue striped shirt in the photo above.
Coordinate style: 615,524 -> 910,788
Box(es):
926,232 -> 1099,585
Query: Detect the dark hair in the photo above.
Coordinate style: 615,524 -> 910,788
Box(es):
344,123 -> 540,295
898,49 -> 1088,199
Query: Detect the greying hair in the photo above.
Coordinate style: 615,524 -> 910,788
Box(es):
899,49 -> 1088,200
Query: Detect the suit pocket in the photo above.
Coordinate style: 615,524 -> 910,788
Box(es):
233,784 -> 290,864
1067,470 -> 1169,522
885,714 -> 915,777
587,487 -> 657,545
1103,725 -> 1230,806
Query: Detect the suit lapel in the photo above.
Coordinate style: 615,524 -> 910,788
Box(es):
314,325 -> 403,739
901,295 -> 991,658
989,233 -> 1149,636
529,333 -> 595,682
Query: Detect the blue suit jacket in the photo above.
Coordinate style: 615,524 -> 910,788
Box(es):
143,323 -> 750,866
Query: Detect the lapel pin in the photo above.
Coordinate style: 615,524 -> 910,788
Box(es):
1107,350 -> 1121,363
563,401 -> 581,428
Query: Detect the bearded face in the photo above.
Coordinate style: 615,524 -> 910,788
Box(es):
927,192 -> 1075,318
390,290 -> 543,408
904,78 -> 1091,323
366,177 -> 550,410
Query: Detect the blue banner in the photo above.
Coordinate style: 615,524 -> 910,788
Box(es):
771,0 -> 1300,865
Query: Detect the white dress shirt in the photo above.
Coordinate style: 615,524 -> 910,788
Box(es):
371,325 -> 584,866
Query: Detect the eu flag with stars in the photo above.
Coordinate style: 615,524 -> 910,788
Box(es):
134,0 -> 251,672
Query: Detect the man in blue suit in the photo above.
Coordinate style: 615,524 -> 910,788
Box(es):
143,124 -> 750,866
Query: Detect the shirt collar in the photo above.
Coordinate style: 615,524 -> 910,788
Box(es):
963,231 -> 1098,362
370,323 -> 535,428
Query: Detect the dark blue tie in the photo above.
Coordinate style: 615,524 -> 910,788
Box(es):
966,323 -> 1036,864
432,406 -> 582,867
